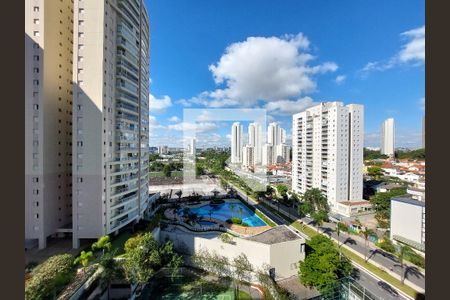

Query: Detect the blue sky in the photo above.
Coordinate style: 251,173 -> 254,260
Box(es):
145,0 -> 425,149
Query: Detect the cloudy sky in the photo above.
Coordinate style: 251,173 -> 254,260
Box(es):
145,0 -> 425,149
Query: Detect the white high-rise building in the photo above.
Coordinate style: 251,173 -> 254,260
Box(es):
292,102 -> 364,211
276,144 -> 291,164
242,145 -> 255,168
231,122 -> 243,164
26,0 -> 151,249
381,118 -> 395,157
262,144 -> 274,166
268,122 -> 281,146
248,122 -> 262,164
190,138 -> 196,156
279,128 -> 287,144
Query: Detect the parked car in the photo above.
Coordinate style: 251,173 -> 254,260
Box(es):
378,281 -> 399,297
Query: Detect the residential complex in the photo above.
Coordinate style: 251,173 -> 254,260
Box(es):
381,118 -> 395,157
242,145 -> 255,168
248,122 -> 262,164
263,122 -> 290,167
231,122 -> 244,164
25,0 -> 151,249
292,102 -> 364,212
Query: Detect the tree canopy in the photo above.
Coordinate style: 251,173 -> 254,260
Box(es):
370,187 -> 407,228
299,235 -> 352,295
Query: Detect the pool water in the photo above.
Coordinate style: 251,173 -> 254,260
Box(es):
198,220 -> 217,226
180,201 -> 267,227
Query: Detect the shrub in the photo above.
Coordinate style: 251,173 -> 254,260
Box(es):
378,238 -> 396,254
25,254 -> 75,300
406,252 -> 425,269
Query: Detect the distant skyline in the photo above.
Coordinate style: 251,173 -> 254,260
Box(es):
145,0 -> 425,149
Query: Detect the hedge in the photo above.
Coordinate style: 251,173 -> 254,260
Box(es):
25,254 -> 76,300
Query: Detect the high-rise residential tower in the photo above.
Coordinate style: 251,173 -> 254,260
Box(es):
231,122 -> 243,164
248,122 -> 262,164
267,122 -> 281,146
292,102 -> 364,212
262,144 -> 274,166
189,138 -> 196,156
71,0 -> 150,248
242,145 -> 255,168
381,118 -> 395,157
25,0 -> 75,249
25,0 -> 151,249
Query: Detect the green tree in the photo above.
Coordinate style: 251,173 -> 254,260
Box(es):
367,166 -> 384,179
276,184 -> 289,196
398,245 -> 414,284
370,188 -> 407,228
298,201 -> 313,217
74,251 -> 94,274
299,235 -> 353,295
233,253 -> 254,296
361,228 -> 375,262
303,188 -> 329,212
219,233 -> 234,244
312,210 -> 328,232
92,235 -> 112,255
99,250 -> 121,300
163,164 -> 172,177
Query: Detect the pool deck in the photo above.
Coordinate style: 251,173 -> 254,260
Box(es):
163,207 -> 271,236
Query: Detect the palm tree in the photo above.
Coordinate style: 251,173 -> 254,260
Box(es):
99,250 -> 120,300
229,203 -> 236,218
175,190 -> 182,201
74,251 -> 94,274
238,207 -> 244,220
361,228 -> 375,262
398,245 -> 413,284
92,235 -> 112,256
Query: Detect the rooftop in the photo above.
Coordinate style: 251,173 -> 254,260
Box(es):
338,200 -> 371,206
245,225 -> 303,245
391,196 -> 425,207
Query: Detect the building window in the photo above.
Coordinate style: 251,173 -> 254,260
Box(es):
33,104 -> 39,110
35,214 -> 39,219
33,31 -> 40,37
33,55 -> 39,61
33,6 -> 39,12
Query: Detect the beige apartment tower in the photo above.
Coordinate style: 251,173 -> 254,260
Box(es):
25,0 -> 75,250
25,0 -> 151,249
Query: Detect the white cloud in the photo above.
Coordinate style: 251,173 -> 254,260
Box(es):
149,94 -> 172,113
167,122 -> 219,133
168,116 -> 180,122
148,115 -> 165,136
183,33 -> 337,108
360,25 -> 425,76
176,98 -> 193,107
335,75 -> 346,85
398,26 -> 425,63
264,97 -> 316,115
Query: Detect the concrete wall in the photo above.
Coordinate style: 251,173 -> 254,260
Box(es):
160,228 -> 304,280
390,200 -> 424,244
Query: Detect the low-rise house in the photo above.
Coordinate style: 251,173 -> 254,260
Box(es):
335,201 -> 373,218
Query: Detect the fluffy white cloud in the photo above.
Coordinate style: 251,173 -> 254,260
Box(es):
398,26 -> 425,63
360,25 -> 425,75
183,33 -> 337,107
335,75 -> 346,85
148,115 -> 165,136
264,97 -> 316,115
149,94 -> 172,113
167,122 -> 219,133
168,116 -> 180,122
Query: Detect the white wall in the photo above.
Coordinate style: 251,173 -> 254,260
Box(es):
390,200 -> 424,245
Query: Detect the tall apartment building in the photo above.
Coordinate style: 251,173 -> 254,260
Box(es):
276,144 -> 291,164
25,0 -> 151,249
25,0 -> 75,249
292,102 -> 364,211
267,122 -> 281,146
242,145 -> 255,168
262,144 -> 274,166
72,0 -> 150,248
248,122 -> 262,164
189,138 -> 196,156
231,122 -> 243,164
279,128 -> 287,144
381,118 -> 395,157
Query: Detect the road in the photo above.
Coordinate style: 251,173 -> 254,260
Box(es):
353,267 -> 410,300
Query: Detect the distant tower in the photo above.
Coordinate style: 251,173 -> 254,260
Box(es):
381,118 -> 395,157
231,122 -> 243,164
190,138 -> 196,156
248,122 -> 262,164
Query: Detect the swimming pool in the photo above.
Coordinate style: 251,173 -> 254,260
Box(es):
180,201 -> 267,227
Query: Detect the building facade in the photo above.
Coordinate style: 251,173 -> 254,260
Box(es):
292,102 -> 364,211
390,197 -> 425,252
248,122 -> 262,164
381,118 -> 395,157
25,0 -> 151,249
242,145 -> 255,168
25,0 -> 75,249
275,144 -> 291,164
231,122 -> 243,164
262,144 -> 274,166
